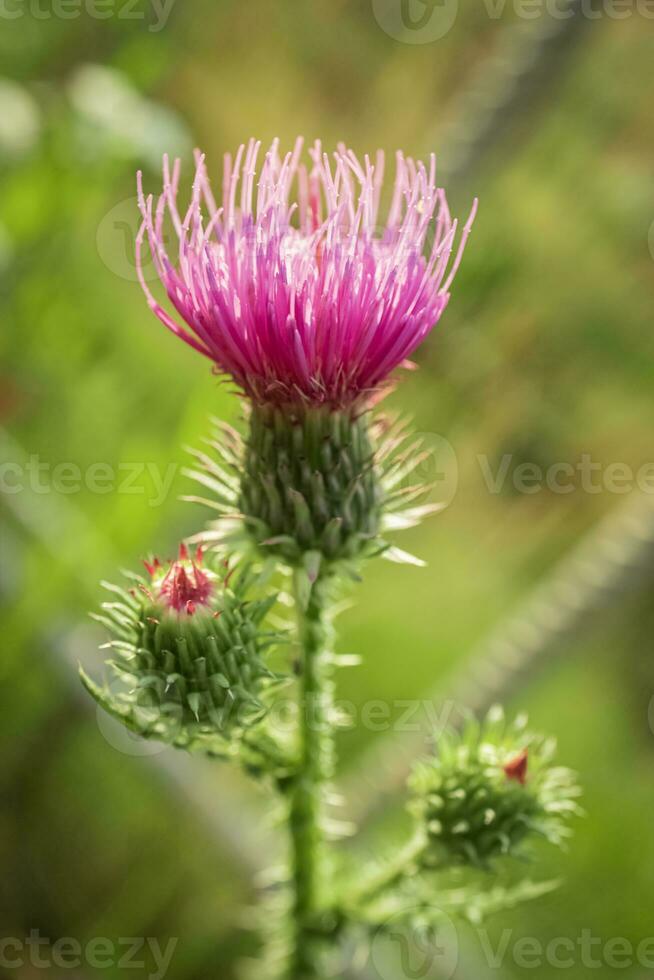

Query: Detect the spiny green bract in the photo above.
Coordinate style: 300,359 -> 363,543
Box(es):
185,408 -> 441,568
80,554 -> 284,753
408,707 -> 581,868
241,404 -> 381,564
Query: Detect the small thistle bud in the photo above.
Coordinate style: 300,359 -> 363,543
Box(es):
408,708 -> 581,869
81,545 -> 282,750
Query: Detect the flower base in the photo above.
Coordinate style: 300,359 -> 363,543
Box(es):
240,404 -> 383,565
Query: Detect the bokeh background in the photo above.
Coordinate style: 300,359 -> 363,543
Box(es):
2,2 -> 654,978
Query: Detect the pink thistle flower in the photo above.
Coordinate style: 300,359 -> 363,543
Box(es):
136,138 -> 477,409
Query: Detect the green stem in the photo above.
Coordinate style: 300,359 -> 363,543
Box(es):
288,571 -> 334,980
349,833 -> 427,911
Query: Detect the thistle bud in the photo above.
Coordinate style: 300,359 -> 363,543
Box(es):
81,545 -> 281,750
408,708 -> 581,869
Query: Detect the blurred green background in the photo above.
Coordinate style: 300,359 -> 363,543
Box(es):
2,2 -> 654,978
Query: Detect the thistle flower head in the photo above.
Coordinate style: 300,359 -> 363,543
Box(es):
137,138 -> 477,409
81,547 -> 283,750
409,708 -> 582,869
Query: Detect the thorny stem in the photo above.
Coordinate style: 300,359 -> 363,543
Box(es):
287,571 -> 335,980
348,833 -> 427,911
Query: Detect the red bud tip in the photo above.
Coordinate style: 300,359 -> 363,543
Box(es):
504,749 -> 528,785
142,543 -> 214,615
157,546 -> 214,614
143,557 -> 161,577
